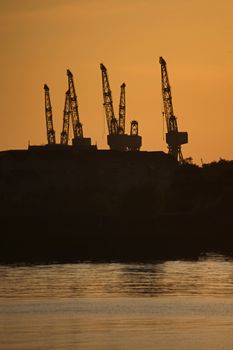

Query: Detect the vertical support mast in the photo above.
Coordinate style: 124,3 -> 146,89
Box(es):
67,69 -> 83,140
100,63 -> 118,135
60,90 -> 71,145
118,83 -> 126,134
159,57 -> 188,162
159,57 -> 177,133
44,84 -> 56,145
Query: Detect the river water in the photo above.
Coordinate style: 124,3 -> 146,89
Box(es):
1,254 -> 233,350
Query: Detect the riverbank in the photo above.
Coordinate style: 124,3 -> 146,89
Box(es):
0,150 -> 233,263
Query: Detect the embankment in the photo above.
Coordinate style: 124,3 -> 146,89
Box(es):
0,149 -> 232,262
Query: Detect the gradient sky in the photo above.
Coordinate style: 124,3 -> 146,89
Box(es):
1,0 -> 233,163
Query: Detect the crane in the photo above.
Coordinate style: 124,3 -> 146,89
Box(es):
100,63 -> 142,151
60,90 -> 71,145
44,84 -> 56,145
118,83 -> 126,134
100,63 -> 118,135
159,57 -> 188,162
67,69 -> 83,141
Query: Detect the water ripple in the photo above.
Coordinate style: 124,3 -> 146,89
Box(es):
0,254 -> 233,299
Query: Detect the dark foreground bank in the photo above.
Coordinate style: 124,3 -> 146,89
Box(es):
1,212 -> 233,263
0,150 -> 233,263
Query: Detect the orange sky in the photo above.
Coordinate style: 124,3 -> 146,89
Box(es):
1,0 -> 233,163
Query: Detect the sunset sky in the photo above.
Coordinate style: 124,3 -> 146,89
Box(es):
1,0 -> 233,163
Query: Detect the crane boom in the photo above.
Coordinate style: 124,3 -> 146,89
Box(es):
44,84 -> 56,145
60,90 -> 70,145
159,57 -> 188,162
67,69 -> 83,139
100,63 -> 118,135
159,57 -> 177,132
118,83 -> 126,134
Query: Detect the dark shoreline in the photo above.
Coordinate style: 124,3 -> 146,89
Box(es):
0,150 -> 233,263
1,213 -> 233,264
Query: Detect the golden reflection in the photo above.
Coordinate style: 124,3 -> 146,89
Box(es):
0,255 -> 233,298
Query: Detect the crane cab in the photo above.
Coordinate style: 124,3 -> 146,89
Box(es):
166,131 -> 188,146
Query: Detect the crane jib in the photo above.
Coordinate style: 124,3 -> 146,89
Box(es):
159,56 -> 188,162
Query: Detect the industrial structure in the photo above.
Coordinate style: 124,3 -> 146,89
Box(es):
38,61 -> 188,159
159,57 -> 188,162
100,63 -> 142,151
66,69 -> 92,148
118,83 -> 126,134
44,84 -> 56,145
60,90 -> 71,145
42,70 -> 94,150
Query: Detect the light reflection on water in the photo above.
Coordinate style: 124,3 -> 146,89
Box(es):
1,254 -> 233,350
1,254 -> 233,298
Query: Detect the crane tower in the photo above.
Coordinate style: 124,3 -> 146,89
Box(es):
118,83 -> 126,134
100,63 -> 118,135
100,63 -> 141,151
67,69 -> 83,141
44,84 -> 56,145
159,57 -> 188,162
60,90 -> 71,145
66,69 -> 92,148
